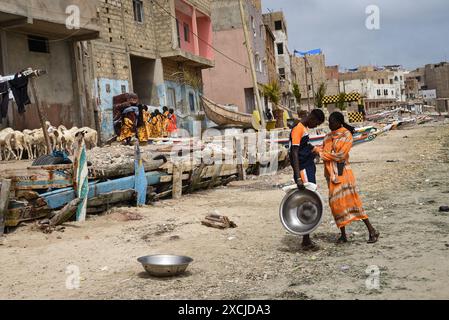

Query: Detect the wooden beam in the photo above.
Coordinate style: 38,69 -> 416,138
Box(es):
0,179 -> 12,235
172,162 -> 183,200
0,18 -> 28,29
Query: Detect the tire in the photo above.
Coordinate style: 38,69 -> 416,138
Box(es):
32,155 -> 71,166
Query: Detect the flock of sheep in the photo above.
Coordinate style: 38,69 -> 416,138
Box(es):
0,122 -> 98,161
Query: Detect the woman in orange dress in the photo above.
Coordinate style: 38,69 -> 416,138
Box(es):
318,112 -> 379,244
167,108 -> 178,136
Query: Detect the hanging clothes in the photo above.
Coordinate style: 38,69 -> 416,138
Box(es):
9,73 -> 31,114
0,82 -> 9,119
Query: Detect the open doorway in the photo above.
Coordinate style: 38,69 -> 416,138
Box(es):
130,55 -> 156,105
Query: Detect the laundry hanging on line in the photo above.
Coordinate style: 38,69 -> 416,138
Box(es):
8,72 -> 31,114
0,82 -> 9,119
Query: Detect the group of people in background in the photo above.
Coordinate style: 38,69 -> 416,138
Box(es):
119,106 -> 177,145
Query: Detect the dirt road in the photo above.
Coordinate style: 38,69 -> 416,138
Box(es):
1,123 -> 449,300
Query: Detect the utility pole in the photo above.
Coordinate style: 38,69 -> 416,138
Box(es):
304,56 -> 311,112
238,0 -> 266,129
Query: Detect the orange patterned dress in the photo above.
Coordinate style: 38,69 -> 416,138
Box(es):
319,127 -> 368,229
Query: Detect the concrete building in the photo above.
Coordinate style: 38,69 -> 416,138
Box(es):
0,0 -> 100,130
263,11 -> 293,108
424,62 -> 449,111
325,65 -> 340,96
290,52 -> 327,109
202,0 -> 267,114
264,21 -> 277,85
92,0 -> 214,139
405,77 -> 420,100
339,66 -> 407,113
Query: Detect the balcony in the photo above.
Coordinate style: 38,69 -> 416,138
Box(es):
0,0 -> 100,41
168,0 -> 213,68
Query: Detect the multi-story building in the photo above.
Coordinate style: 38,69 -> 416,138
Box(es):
339,66 -> 407,113
424,62 -> 449,111
0,0 -> 100,130
291,52 -> 327,109
263,11 -> 293,108
325,65 -> 340,96
202,0 -> 267,114
93,0 -> 214,139
264,21 -> 277,85
405,77 -> 420,100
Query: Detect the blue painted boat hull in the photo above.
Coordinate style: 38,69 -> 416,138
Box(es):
41,171 -> 164,209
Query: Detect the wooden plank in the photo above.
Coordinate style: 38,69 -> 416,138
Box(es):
87,189 -> 135,207
5,166 -> 73,191
208,164 -> 224,189
159,174 -> 190,183
134,142 -> 147,206
0,179 -> 12,235
188,163 -> 207,193
172,162 -> 183,200
73,137 -> 89,222
235,137 -> 246,181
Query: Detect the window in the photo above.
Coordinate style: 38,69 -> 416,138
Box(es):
133,0 -> 144,23
277,43 -> 284,55
381,79 -> 385,84
183,23 -> 190,42
274,20 -> 282,30
400,76 -> 403,81
279,68 -> 286,79
390,79 -> 393,84
378,79 -> 381,84
28,35 -> 49,53
251,16 -> 256,37
176,20 -> 181,47
384,89 -> 388,96
308,85 -> 312,91
377,89 -> 381,96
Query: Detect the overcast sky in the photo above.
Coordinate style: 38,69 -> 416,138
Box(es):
262,0 -> 449,70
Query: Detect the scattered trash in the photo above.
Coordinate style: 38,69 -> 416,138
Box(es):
201,213 -> 237,230
100,266 -> 109,271
386,160 -> 399,163
340,265 -> 350,271
227,236 -> 236,241
439,206 -> 449,212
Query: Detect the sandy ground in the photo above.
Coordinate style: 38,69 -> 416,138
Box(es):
1,123 -> 449,300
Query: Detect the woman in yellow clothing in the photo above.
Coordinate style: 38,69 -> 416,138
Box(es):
119,111 -> 136,145
137,105 -> 151,143
317,112 -> 379,244
162,106 -> 170,137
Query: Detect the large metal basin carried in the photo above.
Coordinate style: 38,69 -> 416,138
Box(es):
138,255 -> 193,277
279,188 -> 324,236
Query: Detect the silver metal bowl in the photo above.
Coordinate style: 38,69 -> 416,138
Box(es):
137,255 -> 193,277
279,188 -> 324,236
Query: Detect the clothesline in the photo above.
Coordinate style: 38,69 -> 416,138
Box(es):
0,68 -> 37,84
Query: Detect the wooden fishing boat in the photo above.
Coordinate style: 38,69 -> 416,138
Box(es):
201,96 -> 254,128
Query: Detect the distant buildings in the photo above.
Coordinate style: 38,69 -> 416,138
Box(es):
291,53 -> 327,109
202,0 -> 268,114
325,66 -> 340,96
407,62 -> 449,111
339,65 -> 407,113
263,11 -> 294,108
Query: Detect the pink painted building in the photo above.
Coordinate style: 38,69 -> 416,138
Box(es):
175,0 -> 214,61
202,0 -> 268,114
